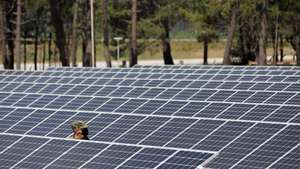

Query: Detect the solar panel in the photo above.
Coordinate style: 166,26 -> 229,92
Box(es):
0,65 -> 300,168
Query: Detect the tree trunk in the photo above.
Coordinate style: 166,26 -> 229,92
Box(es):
2,1 -> 13,69
272,9 -> 279,65
280,34 -> 284,62
90,0 -> 95,67
130,0 -> 137,67
223,0 -> 240,65
0,0 -> 9,69
71,0 -> 78,67
203,38 -> 208,65
34,21 -> 38,70
49,0 -> 69,66
295,37 -> 300,65
257,0 -> 268,65
43,33 -> 46,70
82,41 -> 91,67
23,31 -> 27,70
81,0 -> 92,67
15,0 -> 21,70
102,0 -> 112,67
48,33 -> 52,67
162,18 -> 174,65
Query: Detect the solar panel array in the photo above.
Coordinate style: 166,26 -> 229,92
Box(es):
0,65 -> 299,169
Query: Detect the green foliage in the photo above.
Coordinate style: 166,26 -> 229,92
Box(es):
5,0 -> 300,66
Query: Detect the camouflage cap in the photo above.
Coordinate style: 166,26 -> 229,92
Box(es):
71,121 -> 88,131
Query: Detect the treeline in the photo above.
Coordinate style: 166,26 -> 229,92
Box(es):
0,0 -> 300,69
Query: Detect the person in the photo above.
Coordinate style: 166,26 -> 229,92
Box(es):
71,121 -> 89,140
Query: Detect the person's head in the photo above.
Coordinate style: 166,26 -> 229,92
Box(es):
71,121 -> 89,140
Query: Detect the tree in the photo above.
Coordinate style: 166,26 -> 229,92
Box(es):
197,31 -> 218,65
130,0 -> 137,67
0,1 -> 11,69
180,0 -> 220,65
234,1 -> 259,65
4,1 -> 15,69
223,0 -> 240,65
280,0 -> 300,65
102,0 -> 112,67
49,0 -> 69,66
257,0 -> 268,65
70,0 -> 79,67
161,17 -> 174,65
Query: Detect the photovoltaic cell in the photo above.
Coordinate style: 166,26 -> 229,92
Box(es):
114,99 -> 146,113
141,118 -> 196,146
46,142 -> 108,169
269,146 -> 300,169
226,91 -> 255,103
0,93 -> 26,106
244,91 -> 274,103
123,87 -> 148,98
93,115 -> 145,142
190,90 -> 217,101
97,98 -> 127,112
208,90 -> 234,102
13,94 -> 41,107
157,151 -> 212,169
6,109 -> 56,134
26,111 -> 75,136
133,100 -> 167,115
0,137 -> 49,168
241,105 -> 280,121
172,89 -> 198,100
81,144 -> 141,169
166,119 -> 225,149
193,121 -> 253,151
13,139 -> 77,168
79,97 -> 109,111
153,101 -> 187,116
286,93 -> 300,105
264,106 -> 299,123
45,96 -> 74,109
173,102 -> 207,117
116,116 -> 170,144
265,92 -> 295,104
217,104 -> 254,119
232,125 -> 300,169
196,103 -> 231,118
156,89 -> 182,99
205,123 -> 284,169
140,88 -> 165,99
118,148 -> 175,169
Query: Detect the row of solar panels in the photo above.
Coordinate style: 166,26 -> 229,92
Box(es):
49,65 -> 300,71
1,81 -> 300,106
0,107 -> 299,169
1,66 -> 300,169
1,80 -> 300,107
2,75 -> 300,93
0,106 -> 254,151
0,92 -> 299,123
1,134 -> 212,169
6,67 -> 300,76
2,73 -> 300,85
134,65 -> 300,70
